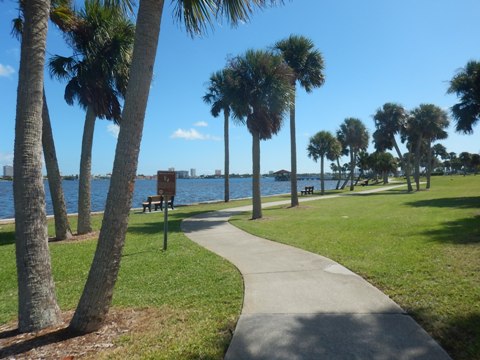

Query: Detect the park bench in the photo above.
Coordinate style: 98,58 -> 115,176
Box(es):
360,179 -> 369,186
142,195 -> 175,212
300,186 -> 314,195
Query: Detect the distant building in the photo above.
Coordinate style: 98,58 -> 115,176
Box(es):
168,167 -> 175,172
3,165 -> 13,177
176,170 -> 189,179
190,168 -> 196,178
273,169 -> 290,181
215,169 -> 222,176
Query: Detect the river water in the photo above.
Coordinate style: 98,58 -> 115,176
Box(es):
0,177 -> 337,219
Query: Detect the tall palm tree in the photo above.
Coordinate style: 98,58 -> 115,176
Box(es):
203,68 -> 235,202
372,103 -> 413,192
49,1 -> 135,234
228,49 -> 292,219
307,131 -> 340,194
274,35 -> 325,207
70,0 -> 283,334
13,0 -> 62,332
404,104 -> 449,190
447,60 -> 480,134
11,1 -> 75,241
337,118 -> 369,191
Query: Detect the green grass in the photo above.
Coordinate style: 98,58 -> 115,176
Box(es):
0,200 -> 251,359
231,175 -> 480,360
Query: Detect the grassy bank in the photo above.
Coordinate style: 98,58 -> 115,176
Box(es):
232,175 -> 480,360
0,201 -> 249,359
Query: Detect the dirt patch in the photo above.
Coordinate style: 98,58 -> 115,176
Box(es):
0,309 -> 148,359
49,231 -> 99,244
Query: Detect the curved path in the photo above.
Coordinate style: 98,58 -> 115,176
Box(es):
181,186 -> 451,360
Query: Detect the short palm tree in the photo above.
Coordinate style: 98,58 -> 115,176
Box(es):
337,118 -> 369,191
447,60 -> 480,134
274,35 -> 325,207
228,49 -> 293,219
307,131 -> 340,194
70,0 -> 284,334
403,104 -> 449,190
49,1 -> 135,234
372,103 -> 413,192
203,68 -> 235,202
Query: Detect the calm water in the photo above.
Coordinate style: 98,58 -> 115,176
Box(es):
0,177 -> 337,219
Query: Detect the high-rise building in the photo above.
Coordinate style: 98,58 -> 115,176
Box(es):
215,169 -> 222,176
168,167 -> 175,172
190,168 -> 196,178
3,165 -> 13,177
176,170 -> 189,179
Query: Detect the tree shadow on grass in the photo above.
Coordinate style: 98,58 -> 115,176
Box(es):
411,308 -> 480,360
0,230 -> 15,246
405,196 -> 480,209
421,215 -> 480,244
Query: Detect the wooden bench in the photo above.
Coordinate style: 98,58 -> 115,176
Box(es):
142,195 -> 175,212
300,186 -> 314,195
360,179 -> 369,187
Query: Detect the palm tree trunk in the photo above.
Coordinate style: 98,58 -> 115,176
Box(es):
414,139 -> 422,191
336,158 -> 341,189
252,131 -> 262,219
349,150 -> 355,191
77,106 -> 96,234
392,139 -> 412,192
426,142 -> 432,189
13,0 -> 62,332
42,90 -> 72,240
70,0 -> 165,334
224,110 -> 230,202
320,155 -> 325,195
289,85 -> 299,207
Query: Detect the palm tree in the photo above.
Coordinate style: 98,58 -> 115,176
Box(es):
447,60 -> 480,134
274,35 -> 325,207
404,104 -> 449,190
70,0 -> 283,334
372,103 -> 413,191
203,68 -> 235,202
11,1 -> 76,241
49,1 -> 135,234
42,91 -> 73,240
307,131 -> 340,194
369,151 -> 397,184
13,0 -> 62,332
337,118 -> 369,191
228,49 -> 292,219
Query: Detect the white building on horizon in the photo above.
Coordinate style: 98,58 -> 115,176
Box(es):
190,168 -> 196,178
215,169 -> 222,176
3,165 -> 13,177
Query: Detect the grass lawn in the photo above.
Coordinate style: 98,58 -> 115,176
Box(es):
0,200 -> 253,359
232,175 -> 480,360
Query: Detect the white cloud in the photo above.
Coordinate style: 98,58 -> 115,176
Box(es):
171,128 -> 220,141
0,64 -> 15,77
107,124 -> 120,138
194,121 -> 208,127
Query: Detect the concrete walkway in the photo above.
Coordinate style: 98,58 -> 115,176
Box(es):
181,186 -> 451,360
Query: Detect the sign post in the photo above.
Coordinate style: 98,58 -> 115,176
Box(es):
157,171 -> 176,251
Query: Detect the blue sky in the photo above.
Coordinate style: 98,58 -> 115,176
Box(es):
1,0 -> 479,176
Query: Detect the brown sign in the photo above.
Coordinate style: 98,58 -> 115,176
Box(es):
157,171 -> 176,196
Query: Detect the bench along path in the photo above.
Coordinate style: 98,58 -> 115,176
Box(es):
181,185 -> 451,360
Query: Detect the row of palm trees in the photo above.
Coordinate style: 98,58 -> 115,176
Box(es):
13,0 -> 282,335
204,35 -> 325,216
306,102 -> 451,194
